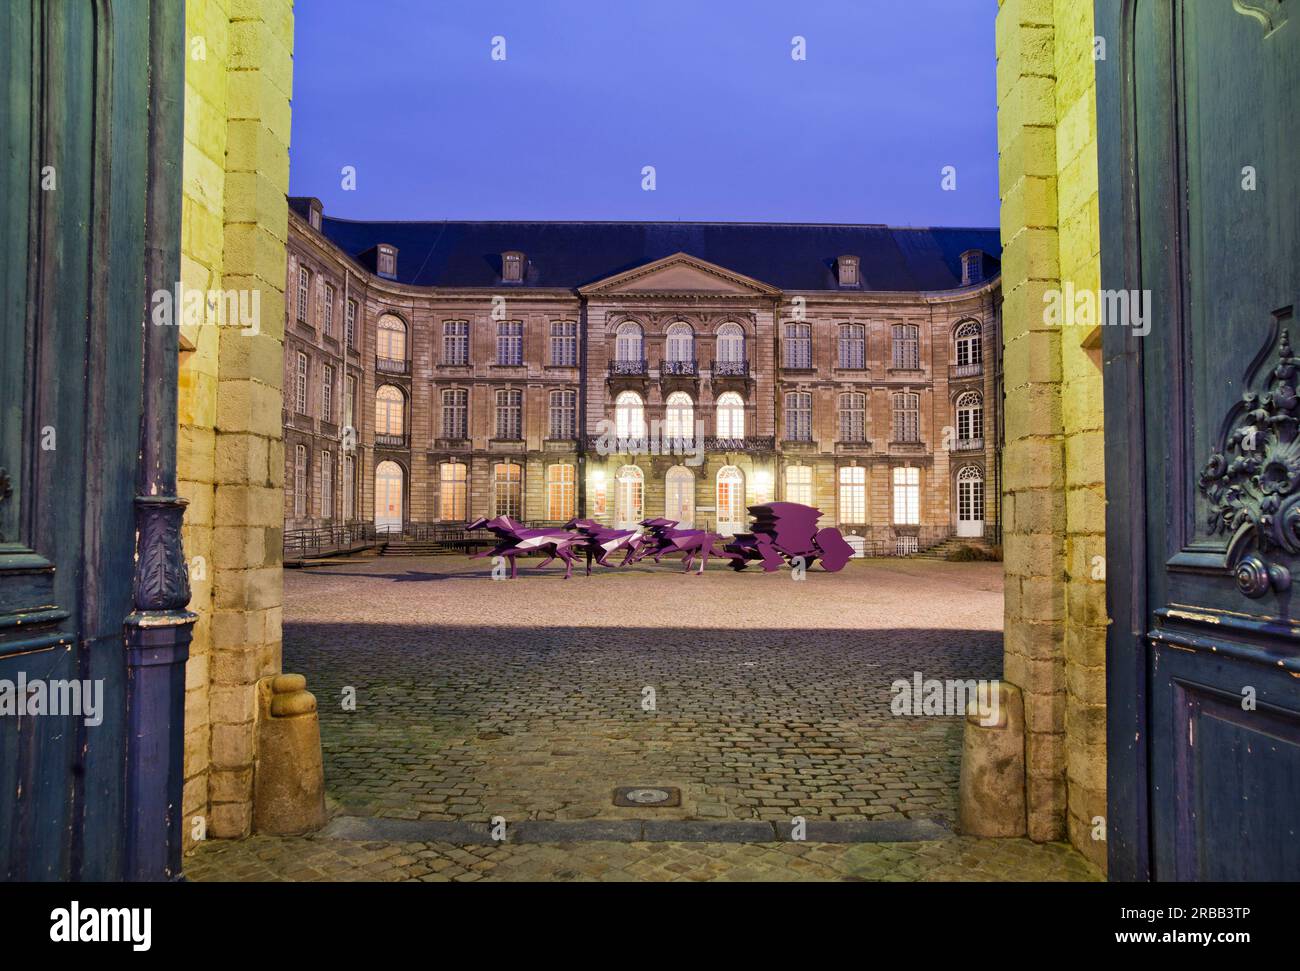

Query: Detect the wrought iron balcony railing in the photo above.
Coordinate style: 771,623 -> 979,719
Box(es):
953,437 -> 985,452
610,359 -> 647,376
374,433 -> 408,449
950,362 -> 983,379
376,355 -> 409,375
713,360 -> 749,377
661,360 -> 697,376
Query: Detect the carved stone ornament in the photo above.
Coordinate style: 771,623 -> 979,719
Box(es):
1233,0 -> 1289,35
1198,329 -> 1300,598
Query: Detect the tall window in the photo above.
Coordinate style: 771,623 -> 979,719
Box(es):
892,324 -> 920,369
343,455 -> 355,520
322,284 -> 335,337
838,324 -> 866,369
493,463 -> 522,518
957,466 -> 985,527
665,392 -> 694,440
293,445 -> 307,518
785,392 -> 812,441
716,322 -> 745,366
377,314 -> 407,365
839,392 -> 867,443
893,467 -> 921,525
839,466 -> 866,523
497,320 -> 524,365
296,267 -> 310,322
892,392 -> 919,443
716,466 -> 745,534
665,465 -> 695,527
376,385 -> 405,437
615,390 -> 646,439
495,389 -> 523,440
322,365 -> 334,422
956,390 -> 984,443
955,320 -> 982,367
321,451 -> 333,519
345,299 -> 357,349
785,465 -> 813,506
615,321 -> 643,363
716,391 -> 745,439
550,321 -> 577,366
443,320 -> 469,365
547,464 -> 576,521
665,321 -> 694,364
440,462 -> 468,521
784,322 -> 811,368
294,353 -> 308,414
615,465 -> 644,528
549,390 -> 576,439
441,388 -> 468,439
345,375 -> 357,428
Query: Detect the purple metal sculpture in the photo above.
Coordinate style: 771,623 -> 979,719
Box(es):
724,502 -> 854,573
467,516 -> 585,579
467,502 -> 852,577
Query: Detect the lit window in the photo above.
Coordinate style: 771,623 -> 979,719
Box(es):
615,391 -> 646,440
665,392 -> 694,440
376,385 -> 405,437
493,463 -> 522,518
615,465 -> 644,528
665,465 -> 695,527
839,466 -> 866,523
785,465 -> 813,506
716,391 -> 745,439
893,466 -> 920,525
377,314 -> 407,365
547,464 -> 575,521
440,462 -> 468,521
716,466 -> 746,534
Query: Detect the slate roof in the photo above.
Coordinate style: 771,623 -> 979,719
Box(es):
290,198 -> 1001,293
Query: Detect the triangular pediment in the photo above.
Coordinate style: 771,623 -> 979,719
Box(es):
579,253 -> 781,297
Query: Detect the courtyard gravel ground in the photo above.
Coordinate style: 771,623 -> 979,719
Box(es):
187,554 -> 1102,882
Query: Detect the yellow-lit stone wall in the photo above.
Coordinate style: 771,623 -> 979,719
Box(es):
178,0 -> 294,849
995,0 -> 1106,870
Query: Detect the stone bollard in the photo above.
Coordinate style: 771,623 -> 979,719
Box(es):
957,680 -> 1027,837
253,673 -> 327,835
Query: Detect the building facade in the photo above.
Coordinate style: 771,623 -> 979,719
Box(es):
283,198 -> 1002,553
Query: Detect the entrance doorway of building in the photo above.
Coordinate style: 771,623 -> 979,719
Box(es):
615,465 -> 644,529
956,466 -> 984,538
716,465 -> 745,535
665,465 -> 695,527
374,460 -> 404,533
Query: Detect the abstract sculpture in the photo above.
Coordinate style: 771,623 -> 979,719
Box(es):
466,502 -> 852,578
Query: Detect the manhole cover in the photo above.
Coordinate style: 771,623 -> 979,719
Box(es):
613,785 -> 681,808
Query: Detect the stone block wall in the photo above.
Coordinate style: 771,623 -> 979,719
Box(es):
994,0 -> 1106,870
178,0 -> 295,849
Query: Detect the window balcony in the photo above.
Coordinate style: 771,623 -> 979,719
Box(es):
661,360 -> 697,376
713,360 -> 749,377
704,436 -> 775,453
610,359 -> 647,376
375,433 -> 408,449
953,437 -> 984,452
376,355 -> 409,375
950,362 -> 983,379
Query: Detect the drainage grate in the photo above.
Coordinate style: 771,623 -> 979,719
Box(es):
613,786 -> 681,807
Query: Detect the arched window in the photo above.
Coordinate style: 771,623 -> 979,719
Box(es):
716,466 -> 746,535
615,321 -> 643,363
665,321 -> 694,365
785,465 -> 813,506
375,385 -> 405,437
957,466 -> 985,536
665,465 -> 695,527
665,392 -> 695,440
956,390 -> 983,444
439,462 -> 467,521
716,391 -> 745,439
615,465 -> 644,529
547,464 -> 576,521
493,462 -> 522,518
374,460 -> 404,532
615,390 -> 646,439
377,314 -> 407,369
716,322 -> 746,372
955,320 -> 982,369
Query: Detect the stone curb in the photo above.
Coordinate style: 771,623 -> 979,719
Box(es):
318,815 -> 952,846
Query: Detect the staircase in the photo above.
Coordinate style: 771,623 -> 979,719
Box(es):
914,534 -> 996,560
381,538 -> 459,556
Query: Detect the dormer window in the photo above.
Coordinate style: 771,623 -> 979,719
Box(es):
502,251 -> 524,283
308,198 -> 323,231
377,245 -> 397,279
837,255 -> 859,287
961,249 -> 984,286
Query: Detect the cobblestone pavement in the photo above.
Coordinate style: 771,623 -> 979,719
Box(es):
186,832 -> 1100,882
187,555 -> 1101,881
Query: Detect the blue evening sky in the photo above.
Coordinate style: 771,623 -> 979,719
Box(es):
288,0 -> 998,227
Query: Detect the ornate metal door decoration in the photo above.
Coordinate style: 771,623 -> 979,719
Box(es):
1199,327 -> 1300,597
1233,0 -> 1290,36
